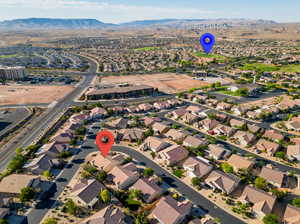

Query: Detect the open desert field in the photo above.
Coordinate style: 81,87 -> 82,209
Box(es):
101,73 -> 211,93
0,84 -> 74,106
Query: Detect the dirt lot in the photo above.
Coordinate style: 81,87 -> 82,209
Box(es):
101,73 -> 211,93
0,84 -> 74,105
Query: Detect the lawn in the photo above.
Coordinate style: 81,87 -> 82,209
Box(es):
134,46 -> 161,51
240,63 -> 300,73
194,52 -> 226,62
0,54 -> 19,58
278,64 -> 300,73
240,63 -> 279,72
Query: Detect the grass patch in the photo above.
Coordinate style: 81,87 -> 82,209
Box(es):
240,63 -> 279,72
0,54 -> 19,58
173,169 -> 185,178
134,47 -> 161,51
194,52 -> 226,62
279,64 -> 300,73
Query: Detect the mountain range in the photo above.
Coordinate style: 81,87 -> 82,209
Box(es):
0,18 -> 277,30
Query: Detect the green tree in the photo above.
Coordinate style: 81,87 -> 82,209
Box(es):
96,171 -> 107,182
262,214 -> 279,224
8,154 -> 25,172
134,211 -> 149,224
292,198 -> 300,208
275,151 -> 286,160
42,218 -> 57,224
255,177 -> 267,190
64,199 -> 78,215
0,219 -> 7,224
99,189 -> 111,204
19,187 -> 35,203
191,177 -> 202,187
42,170 -> 52,180
220,162 -> 234,173
143,168 -> 154,177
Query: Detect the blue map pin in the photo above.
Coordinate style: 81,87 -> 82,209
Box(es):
200,33 -> 215,54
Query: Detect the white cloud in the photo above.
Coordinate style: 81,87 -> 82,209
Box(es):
0,0 -> 217,23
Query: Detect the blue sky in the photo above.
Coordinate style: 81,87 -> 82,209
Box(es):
0,0 -> 299,23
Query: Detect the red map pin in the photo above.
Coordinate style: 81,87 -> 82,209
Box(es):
96,130 -> 114,157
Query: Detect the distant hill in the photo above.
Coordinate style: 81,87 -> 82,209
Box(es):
120,18 -> 277,28
0,18 -> 277,30
0,18 -> 115,29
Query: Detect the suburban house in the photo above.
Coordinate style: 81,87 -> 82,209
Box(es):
229,119 -> 246,129
181,112 -> 199,125
170,108 -> 187,119
151,196 -> 192,224
158,144 -> 189,166
283,205 -> 300,224
239,186 -> 276,218
109,118 -> 129,129
90,107 -> 108,119
143,117 -> 161,126
23,154 -> 59,175
231,105 -> 250,116
152,122 -> 170,135
291,138 -> 300,145
182,157 -> 213,178
86,152 -> 120,172
131,178 -> 164,203
120,128 -> 145,142
35,141 -> 69,157
216,102 -> 232,111
138,103 -> 153,111
233,131 -> 256,146
70,179 -> 106,208
183,135 -> 208,148
51,132 -> 73,144
205,170 -> 241,194
207,144 -> 231,160
247,124 -> 262,134
165,129 -> 187,142
109,163 -> 139,189
227,154 -> 255,172
287,145 -> 300,161
263,130 -> 284,143
0,174 -> 42,199
259,166 -> 286,188
286,120 -> 300,131
199,118 -> 220,131
186,105 -> 205,116
80,205 -> 126,224
213,124 -> 236,137
141,136 -> 170,152
255,139 -> 280,156
70,113 -> 89,124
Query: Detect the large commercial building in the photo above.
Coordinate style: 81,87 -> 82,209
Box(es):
85,85 -> 156,100
0,66 -> 28,80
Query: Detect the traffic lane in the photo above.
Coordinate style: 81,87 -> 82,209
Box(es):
163,116 -> 300,174
111,145 -> 245,224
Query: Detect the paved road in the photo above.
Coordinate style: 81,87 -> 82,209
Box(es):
27,135 -> 245,224
0,57 -> 97,171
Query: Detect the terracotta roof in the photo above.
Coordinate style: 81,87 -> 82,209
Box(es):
151,196 -> 192,224
205,170 -> 240,194
183,157 -> 213,178
143,136 -> 169,152
183,135 -> 207,148
259,166 -> 285,187
131,178 -> 163,202
263,130 -> 284,141
239,186 -> 276,215
80,205 -> 126,224
227,154 -> 254,170
159,144 -> 189,165
71,179 -> 105,205
0,174 -> 40,194
283,205 -> 300,224
255,139 -> 280,154
165,129 -> 187,141
287,145 -> 300,159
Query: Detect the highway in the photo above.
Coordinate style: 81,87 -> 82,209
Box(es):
27,138 -> 245,224
0,57 -> 97,171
